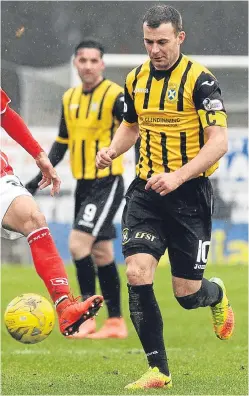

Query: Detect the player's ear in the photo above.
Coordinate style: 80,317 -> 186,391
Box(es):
73,57 -> 77,67
178,31 -> 186,44
100,59 -> 105,71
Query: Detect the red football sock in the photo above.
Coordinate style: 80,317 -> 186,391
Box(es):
27,227 -> 70,305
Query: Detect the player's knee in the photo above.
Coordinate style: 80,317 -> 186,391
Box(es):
126,266 -> 140,284
25,210 -> 47,234
69,239 -> 91,260
93,250 -> 112,265
92,243 -> 114,265
69,230 -> 94,260
125,256 -> 151,285
175,288 -> 202,310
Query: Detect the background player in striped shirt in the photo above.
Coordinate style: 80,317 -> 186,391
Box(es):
26,39 -> 128,339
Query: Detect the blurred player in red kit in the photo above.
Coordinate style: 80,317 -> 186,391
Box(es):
0,88 -> 103,336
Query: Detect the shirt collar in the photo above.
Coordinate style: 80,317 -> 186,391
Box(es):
82,78 -> 105,94
150,53 -> 183,80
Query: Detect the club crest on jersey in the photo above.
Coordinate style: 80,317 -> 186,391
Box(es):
166,84 -> 178,103
122,228 -> 130,245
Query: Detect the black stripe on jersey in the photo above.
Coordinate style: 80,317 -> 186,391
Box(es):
76,90 -> 83,119
72,140 -> 76,169
198,118 -> 205,176
109,120 -> 115,175
198,118 -> 204,149
138,155 -> 143,178
86,93 -> 93,118
95,140 -> 99,178
159,74 -> 171,110
143,68 -> 153,109
177,61 -> 193,111
132,65 -> 143,99
180,132 -> 188,165
146,130 -> 154,179
98,84 -> 112,120
68,88 -> 76,120
160,133 -> 170,172
110,120 -> 115,141
81,140 -> 86,178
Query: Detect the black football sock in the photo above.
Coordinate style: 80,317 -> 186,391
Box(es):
204,278 -> 223,306
128,283 -> 170,376
74,255 -> 96,300
176,278 -> 223,309
98,262 -> 121,318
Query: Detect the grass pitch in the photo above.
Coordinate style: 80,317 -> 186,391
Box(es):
1,264 -> 248,395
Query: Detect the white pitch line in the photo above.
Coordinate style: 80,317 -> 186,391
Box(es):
4,347 -> 200,356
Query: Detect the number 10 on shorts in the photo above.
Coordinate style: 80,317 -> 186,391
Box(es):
196,240 -> 210,263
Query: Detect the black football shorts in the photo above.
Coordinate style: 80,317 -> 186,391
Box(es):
74,175 -> 124,241
122,177 -> 213,280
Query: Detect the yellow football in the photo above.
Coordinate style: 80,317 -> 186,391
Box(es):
4,293 -> 55,344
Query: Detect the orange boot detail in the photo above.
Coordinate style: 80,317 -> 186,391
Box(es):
57,295 -> 103,336
67,317 -> 97,339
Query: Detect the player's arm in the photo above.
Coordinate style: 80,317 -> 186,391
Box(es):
1,105 -> 43,159
48,105 -> 69,166
0,103 -> 61,196
25,105 -> 68,194
175,73 -> 228,183
96,84 -> 139,169
175,126 -> 227,184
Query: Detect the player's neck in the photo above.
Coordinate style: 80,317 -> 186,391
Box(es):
154,52 -> 181,71
83,76 -> 104,92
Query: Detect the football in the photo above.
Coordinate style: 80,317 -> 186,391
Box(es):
4,293 -> 55,344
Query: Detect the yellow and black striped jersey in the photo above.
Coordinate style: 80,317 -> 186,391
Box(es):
123,53 -> 227,180
57,79 -> 124,180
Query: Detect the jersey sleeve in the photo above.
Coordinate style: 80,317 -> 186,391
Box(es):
1,106 -> 42,158
193,72 -> 227,129
112,93 -> 125,122
123,82 -> 138,125
1,88 -> 11,114
55,104 -> 69,144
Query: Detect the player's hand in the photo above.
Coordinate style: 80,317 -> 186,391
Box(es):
35,151 -> 61,196
96,147 -> 117,169
145,171 -> 184,196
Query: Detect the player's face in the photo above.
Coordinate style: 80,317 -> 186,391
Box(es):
143,22 -> 185,70
74,48 -> 105,86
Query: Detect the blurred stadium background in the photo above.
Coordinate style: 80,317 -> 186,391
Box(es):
1,1 -> 248,266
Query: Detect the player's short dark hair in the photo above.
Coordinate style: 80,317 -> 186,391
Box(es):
143,5 -> 183,34
74,39 -> 105,57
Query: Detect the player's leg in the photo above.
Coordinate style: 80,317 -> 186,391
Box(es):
68,229 -> 98,338
69,179 -> 102,338
167,177 -> 234,340
69,229 -> 96,300
87,175 -> 127,339
122,179 -> 171,389
125,252 -> 172,389
69,178 -> 97,302
69,175 -> 125,338
88,239 -> 128,339
1,176 -> 103,336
